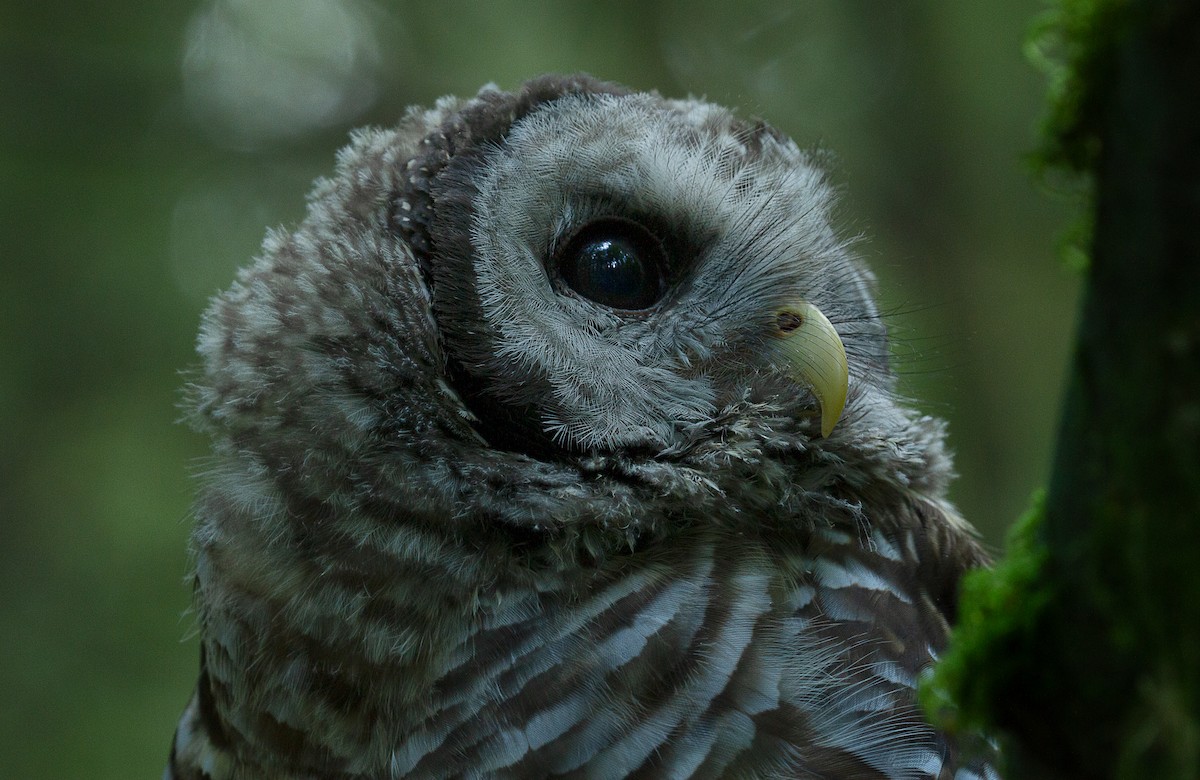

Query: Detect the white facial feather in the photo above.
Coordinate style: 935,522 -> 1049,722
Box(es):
467,93 -> 864,451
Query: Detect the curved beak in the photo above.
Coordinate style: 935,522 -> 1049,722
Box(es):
770,302 -> 848,437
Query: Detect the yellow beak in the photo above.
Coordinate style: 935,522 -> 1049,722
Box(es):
771,302 -> 848,437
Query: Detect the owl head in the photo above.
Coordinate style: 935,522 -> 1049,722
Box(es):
190,74 -> 953,547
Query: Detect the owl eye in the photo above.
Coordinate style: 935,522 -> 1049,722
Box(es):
557,219 -> 667,310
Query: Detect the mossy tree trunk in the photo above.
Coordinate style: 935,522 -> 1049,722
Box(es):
929,1 -> 1200,777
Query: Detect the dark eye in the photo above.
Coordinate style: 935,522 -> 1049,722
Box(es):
557,218 -> 667,310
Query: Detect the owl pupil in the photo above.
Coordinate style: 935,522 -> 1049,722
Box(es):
558,219 -> 666,310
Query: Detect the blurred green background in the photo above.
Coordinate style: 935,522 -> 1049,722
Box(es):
2,1 -> 1078,777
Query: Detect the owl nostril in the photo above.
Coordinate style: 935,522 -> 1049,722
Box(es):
777,311 -> 805,333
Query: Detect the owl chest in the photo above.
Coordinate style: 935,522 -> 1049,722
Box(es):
387,536 -> 945,779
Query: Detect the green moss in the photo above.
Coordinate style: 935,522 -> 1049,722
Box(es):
1025,0 -> 1131,272
1028,0 -> 1130,175
921,495 -> 1050,745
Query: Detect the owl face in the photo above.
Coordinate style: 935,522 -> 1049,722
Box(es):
397,77 -> 887,457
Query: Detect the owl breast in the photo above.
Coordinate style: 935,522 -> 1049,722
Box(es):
378,526 -> 965,779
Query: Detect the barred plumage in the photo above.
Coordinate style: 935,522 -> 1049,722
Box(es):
168,74 -> 998,779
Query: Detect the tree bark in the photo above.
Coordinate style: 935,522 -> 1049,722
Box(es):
928,1 -> 1200,776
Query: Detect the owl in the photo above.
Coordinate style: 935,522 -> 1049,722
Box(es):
167,74 -> 997,779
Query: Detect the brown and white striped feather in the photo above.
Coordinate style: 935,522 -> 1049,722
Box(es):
168,495 -> 995,779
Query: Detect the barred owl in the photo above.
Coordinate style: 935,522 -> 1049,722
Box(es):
167,74 -> 997,779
